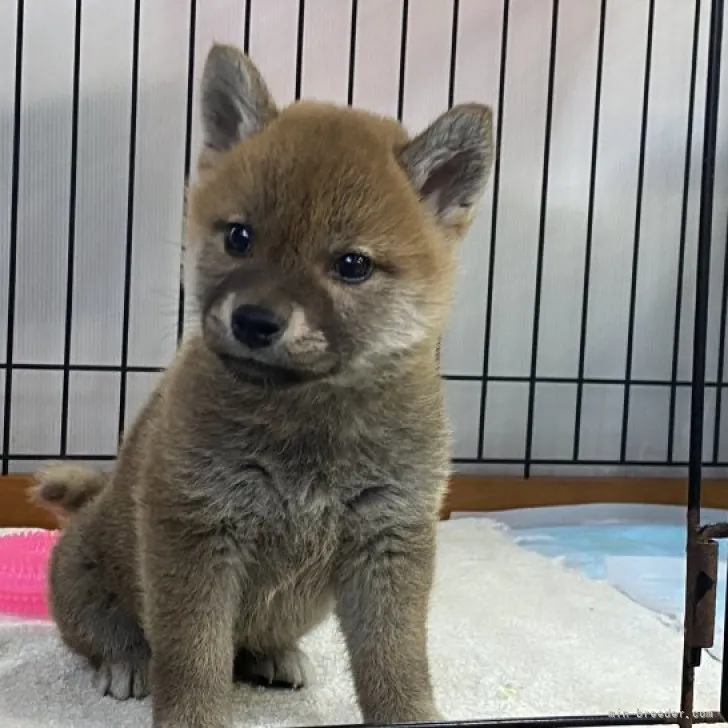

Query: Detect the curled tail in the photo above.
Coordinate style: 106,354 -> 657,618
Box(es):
30,463 -> 109,524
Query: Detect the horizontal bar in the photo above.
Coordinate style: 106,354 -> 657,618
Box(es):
701,521 -> 728,539
452,457 -> 728,467
1,363 -> 728,390
289,713 -> 725,728
6,454 -> 117,462
6,454 -> 728,469
0,363 -> 162,373
445,375 -> 728,387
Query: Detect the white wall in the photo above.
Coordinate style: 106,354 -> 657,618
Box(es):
0,0 -> 726,476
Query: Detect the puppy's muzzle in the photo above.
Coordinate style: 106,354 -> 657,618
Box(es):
231,305 -> 284,349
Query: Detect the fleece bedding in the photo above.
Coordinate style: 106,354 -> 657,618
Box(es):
0,517 -> 720,727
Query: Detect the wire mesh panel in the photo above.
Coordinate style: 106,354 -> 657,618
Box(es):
0,0 -> 727,479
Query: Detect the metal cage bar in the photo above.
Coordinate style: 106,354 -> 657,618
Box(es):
1,0 -> 24,476
116,0 -> 142,440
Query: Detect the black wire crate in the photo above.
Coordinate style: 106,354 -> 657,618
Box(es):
1,0 -> 728,726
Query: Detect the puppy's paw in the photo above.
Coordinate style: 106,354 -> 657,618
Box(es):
93,660 -> 149,700
233,646 -> 313,690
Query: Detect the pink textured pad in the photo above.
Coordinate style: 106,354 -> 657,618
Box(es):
0,530 -> 59,620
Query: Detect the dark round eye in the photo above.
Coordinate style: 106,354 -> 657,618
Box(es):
224,222 -> 253,256
333,252 -> 373,283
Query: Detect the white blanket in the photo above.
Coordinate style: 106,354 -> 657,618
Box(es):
0,518 -> 721,727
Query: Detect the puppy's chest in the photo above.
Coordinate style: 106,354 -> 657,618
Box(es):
220,420 -> 415,574
240,404 -> 435,499
225,489 -> 341,591
208,393 -> 446,567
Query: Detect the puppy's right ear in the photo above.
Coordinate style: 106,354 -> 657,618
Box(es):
199,44 -> 277,163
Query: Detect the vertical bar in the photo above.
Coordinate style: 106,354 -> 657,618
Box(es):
476,0 -> 509,461
1,0 -> 25,476
687,0 -> 722,532
668,0 -> 702,464
176,0 -> 197,345
243,0 -> 252,54
347,0 -> 358,106
523,0 -> 559,478
396,0 -> 409,122
683,0 -> 723,721
436,0 -> 460,371
447,0 -> 460,109
294,0 -> 305,100
620,0 -> 656,463
573,0 -> 607,461
117,0 -> 142,440
712,217 -> 728,463
59,0 -> 84,457
438,0 -> 456,407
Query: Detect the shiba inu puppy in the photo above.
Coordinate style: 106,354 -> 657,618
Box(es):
32,43 -> 493,728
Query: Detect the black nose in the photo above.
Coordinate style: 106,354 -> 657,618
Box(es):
231,305 -> 283,349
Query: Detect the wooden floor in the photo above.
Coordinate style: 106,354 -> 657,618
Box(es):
1,471 -> 727,529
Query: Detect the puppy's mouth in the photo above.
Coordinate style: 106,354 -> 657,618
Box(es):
215,352 -> 338,386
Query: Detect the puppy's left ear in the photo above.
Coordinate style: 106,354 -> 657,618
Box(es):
399,104 -> 494,238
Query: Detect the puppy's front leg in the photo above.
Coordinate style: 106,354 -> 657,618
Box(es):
142,523 -> 240,728
336,522 -> 441,724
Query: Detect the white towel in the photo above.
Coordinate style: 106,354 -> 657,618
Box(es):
0,518 -> 721,727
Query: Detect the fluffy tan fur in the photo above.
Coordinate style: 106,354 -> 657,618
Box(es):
32,44 -> 493,728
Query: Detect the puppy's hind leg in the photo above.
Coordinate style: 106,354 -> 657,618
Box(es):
49,521 -> 150,700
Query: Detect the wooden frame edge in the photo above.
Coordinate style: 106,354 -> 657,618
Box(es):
2,472 -> 728,529
440,474 -> 728,517
1,475 -> 57,529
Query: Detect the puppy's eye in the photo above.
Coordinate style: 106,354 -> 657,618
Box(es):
333,253 -> 373,284
224,222 -> 253,256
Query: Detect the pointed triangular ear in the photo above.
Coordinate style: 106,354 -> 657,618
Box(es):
399,104 -> 494,237
199,44 -> 278,162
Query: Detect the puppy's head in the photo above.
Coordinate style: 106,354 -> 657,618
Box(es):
185,44 -> 493,383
